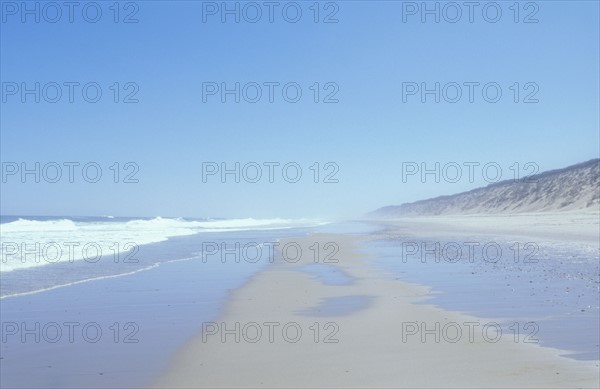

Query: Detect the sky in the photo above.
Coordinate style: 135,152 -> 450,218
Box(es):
1,0 -> 599,219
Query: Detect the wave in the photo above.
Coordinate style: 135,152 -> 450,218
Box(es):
0,217 -> 326,272
0,218 -> 78,233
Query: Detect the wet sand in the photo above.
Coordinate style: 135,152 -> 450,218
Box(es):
155,232 -> 600,388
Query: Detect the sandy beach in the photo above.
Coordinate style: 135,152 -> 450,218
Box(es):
375,211 -> 600,248
155,227 -> 600,388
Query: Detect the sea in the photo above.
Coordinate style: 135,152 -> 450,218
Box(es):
0,215 -> 328,388
0,215 -> 325,298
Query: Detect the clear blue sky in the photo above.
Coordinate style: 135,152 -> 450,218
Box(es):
1,0 -> 598,219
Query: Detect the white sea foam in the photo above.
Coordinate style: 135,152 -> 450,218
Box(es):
0,217 -> 326,272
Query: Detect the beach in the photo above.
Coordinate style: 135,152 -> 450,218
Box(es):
1,216 -> 598,388
155,216 -> 600,388
376,212 -> 600,248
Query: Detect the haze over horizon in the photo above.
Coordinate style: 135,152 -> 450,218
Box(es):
1,157 -> 598,220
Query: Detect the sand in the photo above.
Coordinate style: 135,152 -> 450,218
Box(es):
154,231 -> 600,388
374,211 -> 600,248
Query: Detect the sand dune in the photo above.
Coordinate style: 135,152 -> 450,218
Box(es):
371,159 -> 599,217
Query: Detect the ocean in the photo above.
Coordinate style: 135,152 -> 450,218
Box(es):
0,215 -> 325,297
0,216 -> 327,388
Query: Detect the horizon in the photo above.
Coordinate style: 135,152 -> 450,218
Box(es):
1,156 -> 597,219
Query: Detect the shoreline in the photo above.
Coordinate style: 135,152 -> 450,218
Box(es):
0,229 -> 298,389
154,232 -> 600,388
